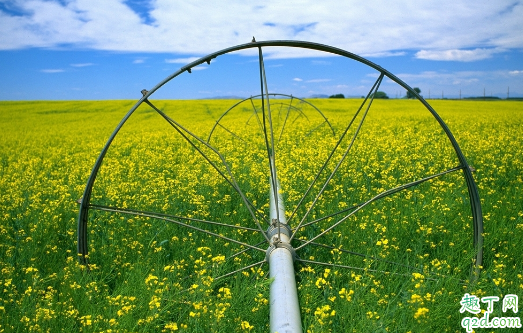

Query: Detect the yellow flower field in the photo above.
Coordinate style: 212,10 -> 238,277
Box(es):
0,99 -> 521,332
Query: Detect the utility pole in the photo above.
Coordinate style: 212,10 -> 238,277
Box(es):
483,88 -> 485,100
508,86 -> 510,99
442,91 -> 444,99
460,89 -> 461,100
429,89 -> 430,99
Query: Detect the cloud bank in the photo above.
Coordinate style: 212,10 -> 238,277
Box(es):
415,48 -> 505,62
1,0 -> 522,60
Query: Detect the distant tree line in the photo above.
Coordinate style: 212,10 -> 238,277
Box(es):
370,91 -> 389,99
464,96 -> 500,100
329,94 -> 345,99
406,87 -> 421,99
327,88 -> 429,100
328,92 -> 391,99
325,87 -> 522,100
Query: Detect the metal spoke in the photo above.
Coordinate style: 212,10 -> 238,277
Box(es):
249,97 -> 265,134
89,202 -> 266,253
157,241 -> 269,293
302,121 -> 329,139
278,96 -> 294,141
214,260 -> 267,281
258,47 -> 282,238
292,203 -> 361,230
295,165 -> 465,250
145,100 -> 270,230
146,103 -> 255,212
208,98 -> 256,143
290,106 -> 309,125
226,240 -> 268,260
276,102 -> 284,119
290,73 -> 385,242
287,74 -> 385,226
144,99 -> 271,240
215,123 -> 247,143
210,93 -> 334,144
297,252 -> 468,284
296,258 -> 439,282
295,239 -> 421,272
88,203 -> 261,232
250,261 -> 267,282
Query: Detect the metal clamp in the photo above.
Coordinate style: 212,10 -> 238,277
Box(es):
266,220 -> 292,239
265,241 -> 297,262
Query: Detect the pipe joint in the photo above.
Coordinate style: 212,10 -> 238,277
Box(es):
266,241 -> 297,262
266,220 -> 292,239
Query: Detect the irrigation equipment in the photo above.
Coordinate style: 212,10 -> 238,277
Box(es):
77,40 -> 483,332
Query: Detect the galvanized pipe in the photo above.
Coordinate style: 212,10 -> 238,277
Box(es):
269,245 -> 302,333
267,172 -> 302,333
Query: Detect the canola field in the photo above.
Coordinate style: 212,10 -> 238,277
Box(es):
0,98 -> 522,332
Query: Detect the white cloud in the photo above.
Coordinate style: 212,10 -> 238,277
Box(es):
40,69 -> 64,73
70,63 -> 94,67
0,0 -> 522,60
311,60 -> 331,65
306,79 -> 331,83
362,51 -> 407,58
384,69 -> 523,97
293,78 -> 303,81
509,70 -> 523,75
165,57 -> 201,64
415,48 -> 504,62
395,71 -> 485,84
133,59 -> 146,64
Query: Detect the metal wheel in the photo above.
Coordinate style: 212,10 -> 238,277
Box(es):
77,40 -> 483,332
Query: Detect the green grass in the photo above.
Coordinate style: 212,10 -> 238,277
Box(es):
0,99 -> 521,332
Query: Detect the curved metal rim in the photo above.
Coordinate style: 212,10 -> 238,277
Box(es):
206,93 -> 336,143
77,40 -> 482,279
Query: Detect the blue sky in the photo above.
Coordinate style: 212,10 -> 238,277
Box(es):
1,0 -> 522,100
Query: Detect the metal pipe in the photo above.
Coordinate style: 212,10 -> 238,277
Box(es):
269,245 -> 302,333
268,171 -> 302,333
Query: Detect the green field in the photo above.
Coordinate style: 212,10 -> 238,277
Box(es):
0,99 -> 522,332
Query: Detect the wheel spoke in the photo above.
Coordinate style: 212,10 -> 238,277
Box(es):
257,47 -> 282,238
214,260 -> 266,281
292,203 -> 361,230
290,72 -> 385,242
144,99 -> 271,238
89,202 -> 266,253
290,105 -> 309,125
215,122 -> 248,143
296,246 -> 468,284
249,261 -> 267,282
296,258 -> 440,282
226,240 -> 268,260
278,96 -> 294,141
286,73 -> 385,226
295,165 -> 465,250
208,98 -> 256,143
157,242 -> 269,292
296,239 -> 422,272
89,203 -> 261,232
248,97 -> 265,134
301,121 -> 329,139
